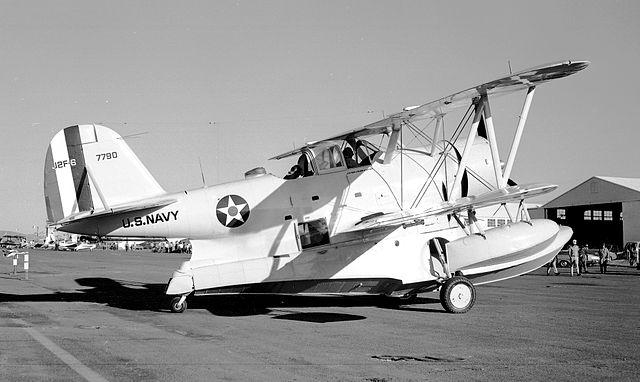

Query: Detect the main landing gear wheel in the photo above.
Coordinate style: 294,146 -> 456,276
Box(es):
440,276 -> 476,314
170,295 -> 188,313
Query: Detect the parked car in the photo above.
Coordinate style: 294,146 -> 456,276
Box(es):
623,241 -> 640,266
555,249 -> 600,267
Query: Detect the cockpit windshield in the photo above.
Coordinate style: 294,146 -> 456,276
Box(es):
344,138 -> 379,167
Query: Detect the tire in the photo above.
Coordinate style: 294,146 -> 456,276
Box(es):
558,260 -> 569,268
440,276 -> 476,314
170,296 -> 187,313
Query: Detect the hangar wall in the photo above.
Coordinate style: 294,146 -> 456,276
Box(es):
545,203 -> 623,249
543,177 -> 640,251
623,201 -> 640,243
544,177 -> 640,209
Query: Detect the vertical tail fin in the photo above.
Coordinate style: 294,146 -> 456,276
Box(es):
44,124 -> 165,223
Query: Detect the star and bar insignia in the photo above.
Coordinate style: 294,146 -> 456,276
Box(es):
216,195 -> 250,228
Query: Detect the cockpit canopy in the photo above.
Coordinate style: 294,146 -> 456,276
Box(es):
306,141 -> 346,175
281,139 -> 381,179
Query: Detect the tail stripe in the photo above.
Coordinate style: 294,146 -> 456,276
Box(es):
44,146 -> 63,222
64,126 -> 94,213
48,130 -> 77,218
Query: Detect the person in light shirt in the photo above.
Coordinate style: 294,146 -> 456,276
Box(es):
599,243 -> 611,274
568,239 -> 580,277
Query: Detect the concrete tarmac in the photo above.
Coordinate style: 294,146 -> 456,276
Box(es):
1,249 -> 639,381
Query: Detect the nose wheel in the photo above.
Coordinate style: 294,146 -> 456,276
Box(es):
170,295 -> 188,313
440,276 -> 476,314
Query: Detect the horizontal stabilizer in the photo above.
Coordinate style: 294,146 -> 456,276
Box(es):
347,183 -> 556,232
56,197 -> 177,226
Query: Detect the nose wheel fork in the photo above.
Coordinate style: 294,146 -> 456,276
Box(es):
439,276 -> 476,313
170,295 -> 188,313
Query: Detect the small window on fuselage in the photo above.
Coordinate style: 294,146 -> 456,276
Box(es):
298,218 -> 330,249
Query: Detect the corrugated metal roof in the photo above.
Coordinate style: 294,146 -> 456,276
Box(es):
543,176 -> 640,208
596,176 -> 640,193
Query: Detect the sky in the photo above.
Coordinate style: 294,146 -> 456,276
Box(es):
1,0 -> 639,235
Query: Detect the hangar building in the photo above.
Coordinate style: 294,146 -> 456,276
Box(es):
542,176 -> 640,251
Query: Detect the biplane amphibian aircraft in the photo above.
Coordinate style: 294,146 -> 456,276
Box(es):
44,60 -> 588,313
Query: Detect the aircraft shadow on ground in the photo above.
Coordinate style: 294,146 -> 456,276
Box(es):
0,277 -> 168,312
0,277 -> 445,317
271,311 -> 366,323
198,294 -> 445,318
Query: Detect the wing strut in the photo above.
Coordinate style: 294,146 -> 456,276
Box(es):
483,97 -> 503,187
516,199 -> 532,224
449,98 -> 484,199
450,86 -> 536,198
503,203 -> 515,222
451,209 -> 486,239
430,116 -> 443,157
451,213 -> 470,236
433,238 -> 451,279
468,209 -> 486,238
383,121 -> 402,165
502,86 -> 536,186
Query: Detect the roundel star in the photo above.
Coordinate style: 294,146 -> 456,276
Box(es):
216,195 -> 250,228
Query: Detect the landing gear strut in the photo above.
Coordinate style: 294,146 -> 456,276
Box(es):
440,276 -> 476,314
170,295 -> 188,313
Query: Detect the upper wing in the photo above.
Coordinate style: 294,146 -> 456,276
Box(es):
341,183 -> 556,233
363,60 -> 589,129
271,60 -> 588,159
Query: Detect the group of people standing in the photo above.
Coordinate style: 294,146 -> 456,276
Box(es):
547,239 -> 612,276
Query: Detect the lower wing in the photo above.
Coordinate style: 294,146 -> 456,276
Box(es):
344,183 -> 556,232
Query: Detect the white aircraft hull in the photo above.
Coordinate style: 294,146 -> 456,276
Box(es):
167,219 -> 569,297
